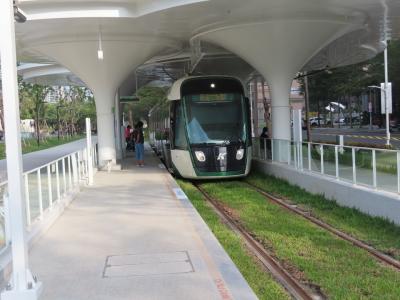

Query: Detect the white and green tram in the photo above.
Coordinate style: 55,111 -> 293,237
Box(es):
149,76 -> 252,179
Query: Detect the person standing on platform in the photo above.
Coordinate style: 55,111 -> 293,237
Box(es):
125,125 -> 132,151
260,126 -> 269,139
260,126 -> 270,152
134,121 -> 145,167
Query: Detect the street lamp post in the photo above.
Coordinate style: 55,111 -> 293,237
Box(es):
369,85 -> 390,145
384,45 -> 390,146
368,43 -> 391,146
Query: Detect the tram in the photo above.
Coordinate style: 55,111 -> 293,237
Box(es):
149,76 -> 252,179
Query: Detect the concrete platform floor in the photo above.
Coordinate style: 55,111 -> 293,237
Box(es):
29,145 -> 257,300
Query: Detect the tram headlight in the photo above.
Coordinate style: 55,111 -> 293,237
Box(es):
236,149 -> 244,160
195,151 -> 206,162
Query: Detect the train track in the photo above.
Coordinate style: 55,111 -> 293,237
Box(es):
244,181 -> 400,271
193,183 -> 321,300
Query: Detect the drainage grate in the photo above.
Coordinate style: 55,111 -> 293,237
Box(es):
103,251 -> 194,278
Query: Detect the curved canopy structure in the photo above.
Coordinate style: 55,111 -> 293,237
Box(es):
13,0 -> 400,165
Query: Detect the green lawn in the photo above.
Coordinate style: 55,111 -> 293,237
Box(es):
246,172 -> 400,260
177,180 -> 291,300
0,135 -> 85,159
199,180 -> 400,299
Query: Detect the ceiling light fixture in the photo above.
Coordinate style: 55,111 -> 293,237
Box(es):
98,26 -> 104,60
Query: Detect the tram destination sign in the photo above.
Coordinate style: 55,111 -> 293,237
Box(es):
192,93 -> 236,102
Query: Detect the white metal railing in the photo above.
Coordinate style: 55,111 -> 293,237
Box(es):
253,138 -> 400,195
0,143 -> 98,253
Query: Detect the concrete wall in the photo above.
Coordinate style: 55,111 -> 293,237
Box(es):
253,159 -> 400,225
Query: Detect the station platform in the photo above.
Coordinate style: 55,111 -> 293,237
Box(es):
29,144 -> 257,300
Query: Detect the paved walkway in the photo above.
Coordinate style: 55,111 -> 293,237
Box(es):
29,145 -> 257,300
0,138 -> 92,182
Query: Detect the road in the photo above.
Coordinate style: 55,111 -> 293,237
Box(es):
308,128 -> 400,149
0,138 -> 91,182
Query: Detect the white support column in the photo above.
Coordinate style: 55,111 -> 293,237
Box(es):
0,0 -> 42,298
86,118 -> 94,186
94,92 -> 117,168
269,78 -> 292,163
114,92 -> 122,160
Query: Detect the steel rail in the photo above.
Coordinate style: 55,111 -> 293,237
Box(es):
245,181 -> 400,271
194,183 -> 318,300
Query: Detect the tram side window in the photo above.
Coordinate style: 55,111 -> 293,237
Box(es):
174,101 -> 187,149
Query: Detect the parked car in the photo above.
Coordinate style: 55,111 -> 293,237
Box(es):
333,118 -> 345,125
309,117 -> 331,127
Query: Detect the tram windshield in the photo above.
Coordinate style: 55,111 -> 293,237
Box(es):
184,93 -> 247,145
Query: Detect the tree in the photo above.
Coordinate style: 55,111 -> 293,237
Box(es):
18,81 -> 96,140
301,39 -> 400,125
19,81 -> 52,145
126,86 -> 167,125
56,86 -> 96,136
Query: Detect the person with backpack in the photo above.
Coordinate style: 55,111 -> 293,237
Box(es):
134,121 -> 145,167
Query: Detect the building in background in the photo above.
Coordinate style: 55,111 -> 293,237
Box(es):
249,78 -> 305,136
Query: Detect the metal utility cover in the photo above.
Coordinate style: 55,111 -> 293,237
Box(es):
103,251 -> 194,278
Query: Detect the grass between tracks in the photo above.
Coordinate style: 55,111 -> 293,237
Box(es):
177,180 -> 291,300
199,180 -> 400,299
0,135 -> 84,159
246,172 -> 400,260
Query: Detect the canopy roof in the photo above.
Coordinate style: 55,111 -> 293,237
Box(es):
14,0 -> 400,87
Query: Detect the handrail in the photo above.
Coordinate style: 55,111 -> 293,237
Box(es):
0,143 -> 98,253
24,149 -> 83,176
0,141 -> 97,184
253,137 -> 400,195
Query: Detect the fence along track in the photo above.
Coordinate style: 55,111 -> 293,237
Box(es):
244,181 -> 400,271
193,183 -> 320,300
